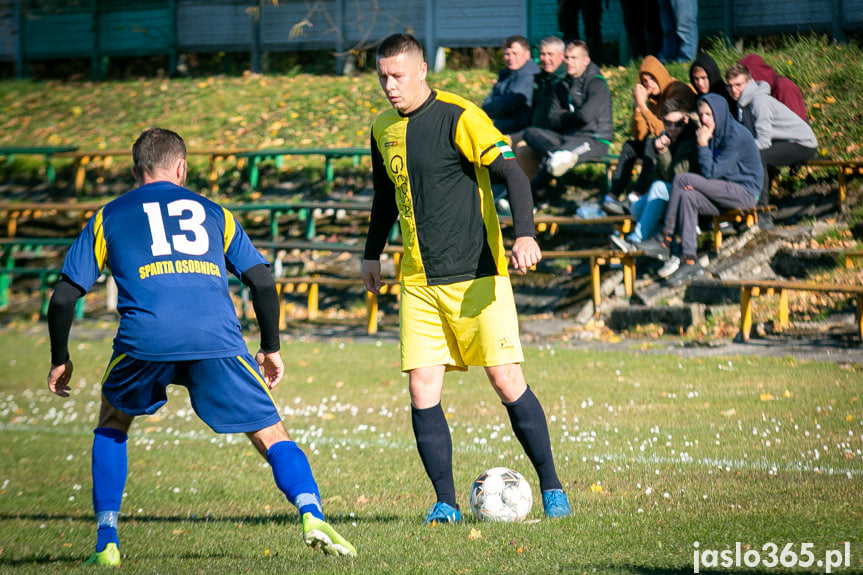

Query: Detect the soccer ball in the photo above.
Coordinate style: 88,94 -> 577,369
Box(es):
468,467 -> 533,522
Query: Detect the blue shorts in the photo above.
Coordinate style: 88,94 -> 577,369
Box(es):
100,352 -> 282,434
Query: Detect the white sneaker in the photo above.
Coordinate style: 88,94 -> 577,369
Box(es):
610,234 -> 636,253
547,150 -> 579,177
657,255 -> 681,278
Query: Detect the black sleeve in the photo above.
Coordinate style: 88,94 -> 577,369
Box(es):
364,135 -> 400,260
487,155 -> 536,239
241,263 -> 280,353
47,277 -> 86,366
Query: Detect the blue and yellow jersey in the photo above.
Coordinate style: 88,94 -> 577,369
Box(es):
370,90 -> 514,286
61,181 -> 267,361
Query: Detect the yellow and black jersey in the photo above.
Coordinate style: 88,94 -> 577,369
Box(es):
366,90 -> 516,287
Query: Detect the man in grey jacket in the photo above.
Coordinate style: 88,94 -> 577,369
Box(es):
727,63 -> 817,224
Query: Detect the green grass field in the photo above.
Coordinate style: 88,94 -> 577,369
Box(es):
1,325 -> 861,574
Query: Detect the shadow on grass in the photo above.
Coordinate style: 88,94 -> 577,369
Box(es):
0,510 -> 399,526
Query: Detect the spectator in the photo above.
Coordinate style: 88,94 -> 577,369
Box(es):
604,55 -> 695,214
689,52 -> 737,118
482,35 -> 540,135
726,63 -> 817,225
738,53 -> 808,122
610,97 -> 700,282
522,40 -> 613,206
558,0 -> 604,62
640,94 -> 763,286
510,36 -> 567,181
619,0 -> 662,62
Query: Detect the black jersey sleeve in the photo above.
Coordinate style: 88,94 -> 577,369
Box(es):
364,134 -> 400,260
47,277 -> 86,366
241,263 -> 280,353
487,155 -> 535,239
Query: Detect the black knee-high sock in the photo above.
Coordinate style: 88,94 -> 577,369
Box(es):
505,386 -> 563,492
411,403 -> 457,508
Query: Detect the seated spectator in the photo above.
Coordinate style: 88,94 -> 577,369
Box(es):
726,63 -> 817,225
610,97 -> 699,279
689,52 -> 737,118
640,94 -> 763,286
604,56 -> 695,214
522,40 -> 614,206
512,36 -> 567,178
482,35 -> 540,135
738,54 -> 808,122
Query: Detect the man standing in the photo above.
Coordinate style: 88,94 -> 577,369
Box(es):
522,40 -> 613,203
726,63 -> 817,225
482,35 -> 540,136
362,33 -> 571,524
47,128 -> 356,566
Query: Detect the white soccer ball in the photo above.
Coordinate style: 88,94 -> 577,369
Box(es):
468,467 -> 533,522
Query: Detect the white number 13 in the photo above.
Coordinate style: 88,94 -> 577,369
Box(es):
143,200 -> 209,256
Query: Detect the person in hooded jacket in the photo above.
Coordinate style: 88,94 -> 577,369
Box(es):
689,52 -> 737,118
738,54 -> 808,122
639,94 -> 763,286
604,55 -> 695,214
726,63 -> 817,223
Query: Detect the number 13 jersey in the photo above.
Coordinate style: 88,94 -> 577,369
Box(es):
61,181 -> 267,361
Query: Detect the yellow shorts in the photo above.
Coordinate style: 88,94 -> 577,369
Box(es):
399,275 -> 524,372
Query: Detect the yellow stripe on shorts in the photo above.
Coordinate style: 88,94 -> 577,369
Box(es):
101,353 -> 128,385
237,355 -> 276,405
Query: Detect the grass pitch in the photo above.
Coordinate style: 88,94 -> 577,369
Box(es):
0,325 -> 861,574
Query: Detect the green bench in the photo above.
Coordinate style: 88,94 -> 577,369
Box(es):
0,146 -> 79,186
230,201 -> 372,241
234,147 -> 371,190
0,237 -> 80,315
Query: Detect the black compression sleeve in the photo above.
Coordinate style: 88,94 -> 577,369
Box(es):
487,155 -> 536,238
47,278 -> 85,366
241,263 -> 280,353
364,135 -> 399,260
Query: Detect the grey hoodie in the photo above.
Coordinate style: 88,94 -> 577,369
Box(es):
737,79 -> 817,150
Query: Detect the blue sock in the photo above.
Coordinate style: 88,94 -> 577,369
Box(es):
92,427 -> 127,551
266,441 -> 324,521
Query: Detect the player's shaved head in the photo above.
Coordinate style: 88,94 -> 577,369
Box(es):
376,33 -> 425,63
133,128 -> 186,177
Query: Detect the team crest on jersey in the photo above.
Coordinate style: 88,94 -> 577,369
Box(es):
494,140 -> 515,159
384,140 -> 398,148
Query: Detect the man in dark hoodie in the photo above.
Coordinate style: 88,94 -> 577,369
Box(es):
640,94 -> 763,286
522,40 -> 613,204
482,35 -> 541,135
689,53 -> 737,118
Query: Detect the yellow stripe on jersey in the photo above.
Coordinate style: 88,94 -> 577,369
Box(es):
101,353 -> 128,385
222,207 -> 237,254
237,355 -> 276,406
93,208 -> 108,271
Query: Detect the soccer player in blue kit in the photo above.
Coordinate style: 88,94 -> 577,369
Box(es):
45,128 -> 356,565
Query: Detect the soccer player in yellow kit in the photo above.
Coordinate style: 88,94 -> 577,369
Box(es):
361,33 -> 571,524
